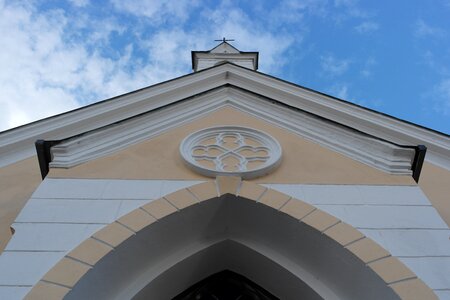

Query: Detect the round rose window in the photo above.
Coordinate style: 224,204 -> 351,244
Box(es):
180,126 -> 282,179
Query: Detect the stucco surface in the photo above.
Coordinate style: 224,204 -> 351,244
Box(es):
48,106 -> 415,185
419,162 -> 450,226
0,156 -> 41,253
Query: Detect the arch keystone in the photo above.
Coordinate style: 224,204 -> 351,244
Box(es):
216,176 -> 241,196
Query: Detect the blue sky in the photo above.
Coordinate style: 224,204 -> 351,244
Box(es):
1,0 -> 449,134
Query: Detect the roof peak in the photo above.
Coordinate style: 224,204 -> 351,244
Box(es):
191,40 -> 259,72
210,40 -> 240,54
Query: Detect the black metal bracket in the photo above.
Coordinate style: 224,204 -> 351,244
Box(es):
411,145 -> 427,183
35,140 -> 60,179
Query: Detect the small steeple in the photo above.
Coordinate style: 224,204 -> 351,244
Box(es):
191,38 -> 259,72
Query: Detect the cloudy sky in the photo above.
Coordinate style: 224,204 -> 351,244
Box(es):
1,0 -> 449,134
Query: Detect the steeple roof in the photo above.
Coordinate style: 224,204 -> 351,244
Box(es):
191,41 -> 259,72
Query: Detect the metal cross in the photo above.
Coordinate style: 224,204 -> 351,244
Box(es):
214,37 -> 235,43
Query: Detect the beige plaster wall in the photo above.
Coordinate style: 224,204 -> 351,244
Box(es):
0,156 -> 42,253
419,162 -> 450,226
49,106 -> 414,186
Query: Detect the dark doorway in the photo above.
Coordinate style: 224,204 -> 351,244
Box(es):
173,270 -> 279,300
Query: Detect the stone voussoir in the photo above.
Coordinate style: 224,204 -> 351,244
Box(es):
187,181 -> 219,201
141,198 -> 177,219
42,257 -> 91,288
67,237 -> 113,266
164,188 -> 198,209
117,207 -> 156,232
301,209 -> 340,232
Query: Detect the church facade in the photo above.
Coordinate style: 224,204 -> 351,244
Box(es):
0,42 -> 449,299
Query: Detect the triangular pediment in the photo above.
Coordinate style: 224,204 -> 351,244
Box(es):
47,86 -> 416,178
1,63 -> 449,175
210,41 -> 240,54
48,105 -> 414,185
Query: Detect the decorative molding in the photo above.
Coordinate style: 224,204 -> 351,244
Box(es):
0,63 -> 448,170
225,69 -> 450,170
48,87 -> 416,175
179,126 -> 282,179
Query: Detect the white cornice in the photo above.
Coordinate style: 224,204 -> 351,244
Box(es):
49,87 -> 416,175
0,63 -> 448,171
225,69 -> 450,169
0,67 -> 229,167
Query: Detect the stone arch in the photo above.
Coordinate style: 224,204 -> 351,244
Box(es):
25,177 -> 437,300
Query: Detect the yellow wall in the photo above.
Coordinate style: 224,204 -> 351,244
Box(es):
2,107 -> 449,255
419,162 -> 450,226
49,106 -> 414,186
0,156 -> 42,252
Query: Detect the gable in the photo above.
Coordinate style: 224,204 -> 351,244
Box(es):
48,106 -> 414,185
46,87 -> 417,177
210,42 -> 240,54
1,63 -> 448,173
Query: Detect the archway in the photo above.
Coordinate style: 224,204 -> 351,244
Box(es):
25,178 -> 436,300
172,269 -> 279,299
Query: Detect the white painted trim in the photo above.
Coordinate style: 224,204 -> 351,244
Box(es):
48,87 -> 416,175
226,69 -> 450,169
0,63 -> 448,170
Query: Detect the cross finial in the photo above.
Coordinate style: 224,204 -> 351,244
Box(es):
214,37 -> 235,43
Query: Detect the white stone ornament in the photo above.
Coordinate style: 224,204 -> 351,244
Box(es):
180,126 -> 282,179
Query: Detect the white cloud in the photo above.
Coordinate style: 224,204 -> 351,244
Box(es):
1,0 -> 392,133
328,82 -> 382,108
0,2 -> 171,131
355,21 -> 379,33
433,78 -> 450,115
335,85 -> 349,99
0,0 -> 300,131
0,2 -> 80,130
201,4 -> 295,73
267,0 -> 328,25
69,0 -> 89,7
415,19 -> 445,38
333,0 -> 371,22
111,0 -> 198,24
422,50 -> 449,77
328,83 -> 350,100
361,57 -> 376,77
320,54 -> 351,76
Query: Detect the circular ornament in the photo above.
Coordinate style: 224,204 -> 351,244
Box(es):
180,126 -> 282,179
